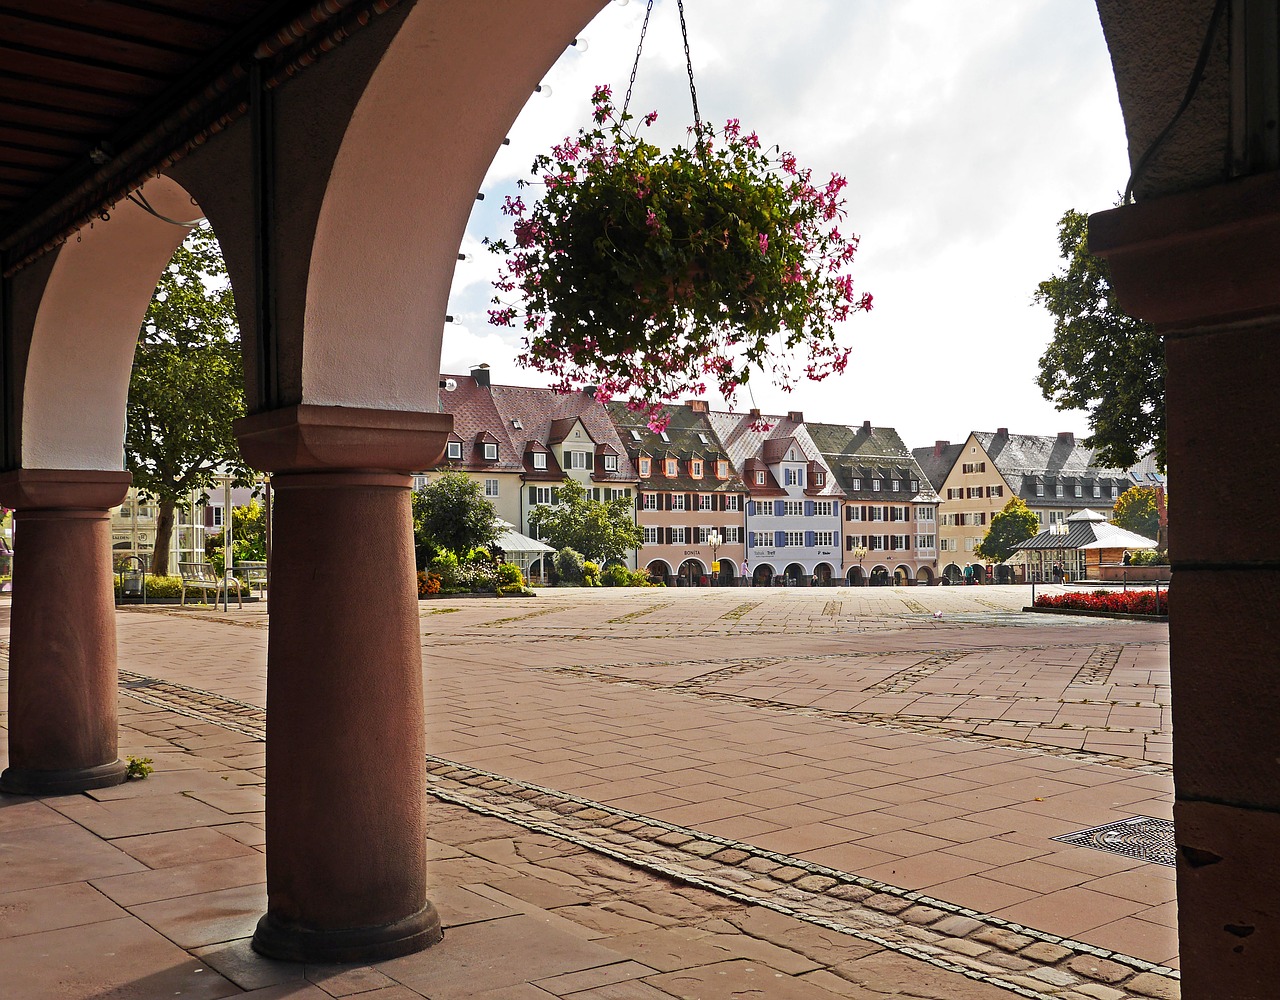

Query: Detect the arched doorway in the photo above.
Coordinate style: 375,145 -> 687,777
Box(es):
813,562 -> 834,586
646,560 -> 672,586
717,559 -> 736,586
915,566 -> 934,586
753,564 -> 775,587
942,563 -> 963,585
994,563 -> 1014,584
894,565 -> 911,586
870,565 -> 890,586
678,558 -> 707,586
784,562 -> 805,586
846,566 -> 865,586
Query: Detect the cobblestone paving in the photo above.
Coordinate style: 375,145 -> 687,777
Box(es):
116,668 -> 1178,1000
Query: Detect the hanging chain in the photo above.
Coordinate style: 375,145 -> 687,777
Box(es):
622,0 -> 655,119
676,0 -> 701,133
622,0 -> 701,134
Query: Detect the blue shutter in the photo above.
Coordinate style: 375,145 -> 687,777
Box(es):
804,500 -> 815,517
805,531 -> 815,547
747,500 -> 756,516
774,500 -> 785,517
775,530 -> 785,547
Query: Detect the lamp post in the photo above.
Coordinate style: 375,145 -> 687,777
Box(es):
852,544 -> 868,586
708,529 -> 722,587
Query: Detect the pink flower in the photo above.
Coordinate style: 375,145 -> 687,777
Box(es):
643,111 -> 659,126
757,233 -> 769,255
725,118 -> 741,139
645,208 -> 660,234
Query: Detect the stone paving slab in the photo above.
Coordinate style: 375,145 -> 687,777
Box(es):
0,587 -> 1180,998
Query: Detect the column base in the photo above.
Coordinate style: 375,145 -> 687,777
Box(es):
250,901 -> 443,963
0,759 -> 127,795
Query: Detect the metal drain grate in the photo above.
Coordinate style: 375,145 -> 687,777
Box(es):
1053,816 -> 1175,866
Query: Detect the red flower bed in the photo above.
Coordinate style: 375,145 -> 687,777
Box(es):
1034,589 -> 1167,616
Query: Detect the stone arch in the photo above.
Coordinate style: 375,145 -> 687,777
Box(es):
300,0 -> 608,409
812,562 -> 835,586
783,562 -> 805,585
869,564 -> 891,586
646,559 -> 672,586
942,562 -> 963,584
915,565 -> 934,585
753,563 -> 775,586
846,566 -> 864,586
678,558 -> 706,586
21,176 -> 200,471
894,564 -> 912,586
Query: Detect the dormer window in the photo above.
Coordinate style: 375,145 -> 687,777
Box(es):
716,460 -> 729,478
483,443 -> 498,461
816,471 -> 825,486
691,460 -> 703,478
851,478 -> 860,490
755,471 -> 766,485
604,454 -> 618,472
533,453 -> 547,470
891,479 -> 900,491
639,457 -> 651,476
872,480 -> 881,492
446,441 -> 462,460
665,459 -> 678,476
569,451 -> 588,470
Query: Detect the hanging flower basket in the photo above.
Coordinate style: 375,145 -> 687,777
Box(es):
486,85 -> 871,431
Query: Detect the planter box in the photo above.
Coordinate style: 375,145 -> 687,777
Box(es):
1024,605 -> 1168,622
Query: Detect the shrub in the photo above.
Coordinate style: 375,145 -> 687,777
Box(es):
600,562 -> 630,587
554,547 -> 585,585
1128,549 -> 1168,566
456,560 -> 498,592
1034,589 -> 1167,616
428,550 -> 460,588
583,560 -> 601,587
496,562 -> 525,588
629,567 -> 658,587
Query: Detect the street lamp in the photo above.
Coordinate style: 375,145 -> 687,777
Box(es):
852,544 -> 868,586
707,530 -> 723,586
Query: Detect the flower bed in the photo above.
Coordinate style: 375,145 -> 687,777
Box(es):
1034,589 -> 1167,617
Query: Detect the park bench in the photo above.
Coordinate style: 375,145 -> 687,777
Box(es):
179,562 -> 242,608
237,559 -> 268,597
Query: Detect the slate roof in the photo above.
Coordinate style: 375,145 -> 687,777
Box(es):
605,402 -> 746,493
704,411 -> 843,498
806,421 -> 935,502
973,431 -> 1131,507
911,441 -> 965,493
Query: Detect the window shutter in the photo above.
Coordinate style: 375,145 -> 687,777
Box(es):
551,488 -> 560,505
665,493 -> 672,510
747,500 -> 756,516
774,500 -> 785,517
804,500 -> 815,517
775,530 -> 785,547
529,487 -> 537,504
846,535 -> 853,550
805,531 -> 815,547
844,506 -> 852,521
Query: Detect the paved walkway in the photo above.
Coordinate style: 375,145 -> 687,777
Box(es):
0,586 -> 1180,999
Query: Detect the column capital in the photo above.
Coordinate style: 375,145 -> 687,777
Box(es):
1090,172 -> 1280,332
0,469 -> 131,510
234,404 -> 451,475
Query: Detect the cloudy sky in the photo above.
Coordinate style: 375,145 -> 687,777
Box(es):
443,0 -> 1133,452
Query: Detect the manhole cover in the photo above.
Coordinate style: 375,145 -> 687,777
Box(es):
1053,816 -> 1175,866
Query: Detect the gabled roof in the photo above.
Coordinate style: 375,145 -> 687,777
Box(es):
976,431 -> 1127,480
804,420 -> 933,501
433,375 -> 524,473
911,441 -> 965,492
704,411 -> 841,497
487,385 -> 637,483
605,401 -> 745,492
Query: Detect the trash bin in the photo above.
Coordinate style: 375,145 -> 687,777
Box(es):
122,570 -> 143,597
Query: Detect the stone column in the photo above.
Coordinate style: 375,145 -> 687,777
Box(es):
0,470 -> 131,795
235,404 -> 449,963
1091,173 -> 1280,1000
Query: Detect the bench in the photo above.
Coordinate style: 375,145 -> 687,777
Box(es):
179,562 -> 243,608
237,560 -> 268,596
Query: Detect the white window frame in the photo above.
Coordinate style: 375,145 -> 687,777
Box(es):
783,500 -> 804,517
814,531 -> 835,547
643,526 -> 659,545
691,460 -> 703,477
484,479 -> 499,498
446,441 -> 462,460
533,453 -> 547,470
483,442 -> 498,461
698,494 -> 713,511
642,493 -> 659,511
784,531 -> 804,547
604,454 -> 618,472
671,494 -> 687,511
671,526 -> 687,544
723,495 -> 741,512
755,471 -> 766,485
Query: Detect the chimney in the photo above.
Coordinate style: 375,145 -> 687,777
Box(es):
787,410 -> 804,423
470,364 -> 490,387
997,427 -> 1008,437
583,384 -> 598,397
685,399 -> 709,413
749,408 -> 761,419
862,420 -> 872,433
1057,431 -> 1074,444
933,440 -> 949,457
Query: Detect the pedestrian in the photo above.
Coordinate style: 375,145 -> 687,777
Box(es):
963,563 -> 973,585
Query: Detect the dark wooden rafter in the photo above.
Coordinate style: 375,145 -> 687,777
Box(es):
0,0 -> 404,274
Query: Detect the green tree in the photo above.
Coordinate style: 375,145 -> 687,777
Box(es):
206,499 -> 268,566
1034,209 -> 1165,470
527,478 -> 643,564
974,497 -> 1041,564
411,470 -> 501,566
127,224 -> 249,575
1112,485 -> 1160,541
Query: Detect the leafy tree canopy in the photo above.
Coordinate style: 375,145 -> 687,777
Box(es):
127,223 -> 250,574
206,499 -> 267,564
973,497 -> 1041,564
527,478 -> 643,564
1112,485 -> 1161,542
1034,209 -> 1165,471
412,471 -> 501,566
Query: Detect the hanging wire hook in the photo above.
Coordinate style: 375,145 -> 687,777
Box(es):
622,0 -> 701,135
